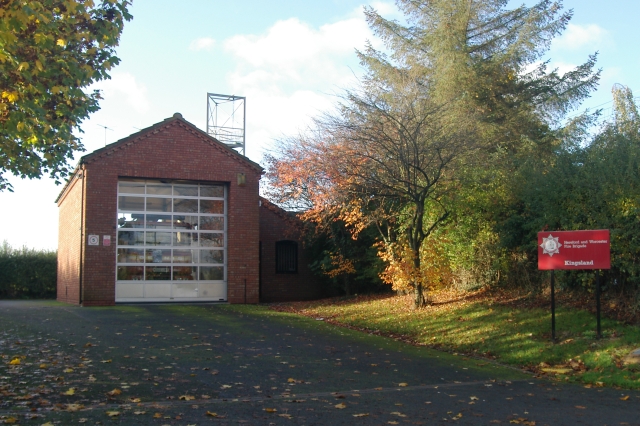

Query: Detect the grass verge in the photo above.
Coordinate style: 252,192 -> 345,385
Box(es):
271,289 -> 640,389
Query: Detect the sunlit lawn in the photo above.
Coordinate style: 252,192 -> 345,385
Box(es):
275,290 -> 640,389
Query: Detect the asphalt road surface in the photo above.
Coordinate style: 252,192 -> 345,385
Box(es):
0,301 -> 638,425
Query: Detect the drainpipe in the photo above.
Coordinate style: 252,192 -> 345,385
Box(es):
79,164 -> 86,305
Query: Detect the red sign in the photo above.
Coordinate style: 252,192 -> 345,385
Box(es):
538,230 -> 610,270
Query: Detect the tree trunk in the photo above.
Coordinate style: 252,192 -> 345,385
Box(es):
412,247 -> 427,309
343,275 -> 351,296
414,282 -> 426,308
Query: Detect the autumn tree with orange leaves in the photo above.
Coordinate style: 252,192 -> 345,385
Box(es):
266,0 -> 600,308
266,73 -> 476,307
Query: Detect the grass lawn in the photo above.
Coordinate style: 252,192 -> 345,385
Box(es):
272,289 -> 640,389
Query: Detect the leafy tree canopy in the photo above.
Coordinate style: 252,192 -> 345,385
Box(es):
0,0 -> 132,191
266,0 -> 601,307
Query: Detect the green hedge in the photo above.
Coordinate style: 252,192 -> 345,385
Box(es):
0,241 -> 57,299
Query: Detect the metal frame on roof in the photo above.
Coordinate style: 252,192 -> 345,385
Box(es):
206,93 -> 246,156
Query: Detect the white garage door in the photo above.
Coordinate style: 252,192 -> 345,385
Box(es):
115,179 -> 227,302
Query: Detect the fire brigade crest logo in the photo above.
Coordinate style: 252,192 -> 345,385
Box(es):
540,234 -> 562,257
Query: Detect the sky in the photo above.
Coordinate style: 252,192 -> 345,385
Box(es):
1,0 -> 639,251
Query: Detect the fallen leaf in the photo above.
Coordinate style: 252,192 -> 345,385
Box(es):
153,412 -> 163,418
9,358 -> 21,365
398,382 -> 408,387
540,367 -> 572,375
470,396 -> 479,401
100,359 -> 112,363
391,412 -> 407,417
134,411 -> 146,415
620,396 -> 630,401
353,413 -> 369,417
62,388 -> 76,396
39,363 -> 48,369
179,395 -> 196,401
335,402 -> 347,409
66,403 -> 85,412
107,389 -> 122,396
279,413 -> 293,419
264,408 -> 277,413
287,378 -> 296,383
63,368 -> 74,373
3,417 -> 18,424
205,411 -> 218,417
129,397 -> 141,403
220,384 -> 232,389
106,411 -> 120,417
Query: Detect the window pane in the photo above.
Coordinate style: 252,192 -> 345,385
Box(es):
200,185 -> 224,198
118,196 -> 144,211
174,185 -> 198,196
117,266 -> 144,280
146,214 -> 172,229
173,249 -> 198,264
174,198 -> 198,213
200,216 -> 224,230
173,215 -> 198,230
146,197 -> 172,212
147,183 -> 172,195
276,241 -> 298,273
117,248 -> 144,263
173,266 -> 197,281
118,213 -> 145,228
200,200 -> 223,214
200,249 -> 223,264
146,266 -> 171,280
174,232 -> 198,246
146,249 -> 171,263
200,266 -> 224,280
118,181 -> 145,194
200,233 -> 223,247
145,232 -> 172,246
118,231 -> 144,246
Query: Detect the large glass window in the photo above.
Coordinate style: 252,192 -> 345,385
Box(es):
116,179 -> 226,285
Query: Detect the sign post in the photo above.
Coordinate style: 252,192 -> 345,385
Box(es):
538,230 -> 610,342
551,270 -> 556,341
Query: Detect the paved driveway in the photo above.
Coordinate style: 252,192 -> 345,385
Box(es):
0,301 -> 638,425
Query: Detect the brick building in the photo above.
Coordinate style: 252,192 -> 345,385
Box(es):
56,113 -> 323,306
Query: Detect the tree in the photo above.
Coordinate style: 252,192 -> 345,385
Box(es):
0,0 -> 132,191
267,73 -> 475,306
267,0 -> 600,308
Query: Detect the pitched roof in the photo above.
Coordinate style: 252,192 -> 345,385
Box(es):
259,197 -> 304,229
55,113 -> 263,203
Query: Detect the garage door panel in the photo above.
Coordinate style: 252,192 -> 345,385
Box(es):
116,179 -> 227,303
116,283 -> 144,299
198,283 -> 227,299
144,283 -> 172,298
172,283 -> 198,298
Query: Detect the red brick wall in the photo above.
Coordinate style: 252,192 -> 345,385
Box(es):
259,202 -> 323,302
57,117 -> 261,306
56,171 -> 84,304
